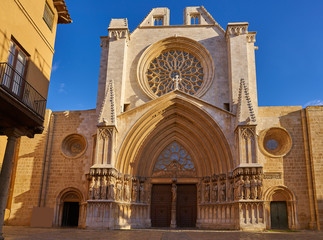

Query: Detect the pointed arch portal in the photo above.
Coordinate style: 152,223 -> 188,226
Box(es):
117,95 -> 233,178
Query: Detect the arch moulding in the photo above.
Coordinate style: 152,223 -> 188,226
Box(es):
116,95 -> 233,178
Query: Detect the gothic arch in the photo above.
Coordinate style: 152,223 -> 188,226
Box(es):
116,94 -> 233,177
263,185 -> 299,230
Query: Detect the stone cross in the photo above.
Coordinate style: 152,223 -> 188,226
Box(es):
172,75 -> 182,91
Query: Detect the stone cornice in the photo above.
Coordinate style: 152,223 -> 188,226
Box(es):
225,22 -> 249,38
108,29 -> 130,41
247,31 -> 257,43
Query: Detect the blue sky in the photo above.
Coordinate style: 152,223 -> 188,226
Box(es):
47,0 -> 323,111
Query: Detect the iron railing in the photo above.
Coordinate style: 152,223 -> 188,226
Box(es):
0,62 -> 46,118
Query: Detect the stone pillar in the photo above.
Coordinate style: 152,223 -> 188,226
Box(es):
0,129 -> 21,240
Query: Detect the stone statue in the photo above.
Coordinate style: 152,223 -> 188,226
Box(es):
220,182 -> 226,202
238,175 -> 245,200
227,181 -> 233,201
108,178 -> 115,200
88,177 -> 95,200
250,175 -> 257,200
204,183 -> 210,202
139,182 -> 145,202
101,176 -> 107,200
94,177 -> 100,200
244,176 -> 250,200
171,183 -> 177,201
212,183 -> 218,202
257,176 -> 263,200
124,182 -> 130,202
116,181 -> 122,201
132,182 -> 138,202
197,181 -> 202,203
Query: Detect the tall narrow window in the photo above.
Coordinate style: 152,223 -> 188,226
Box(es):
2,40 -> 28,97
43,2 -> 54,30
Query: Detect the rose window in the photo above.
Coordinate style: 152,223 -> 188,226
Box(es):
146,50 -> 204,96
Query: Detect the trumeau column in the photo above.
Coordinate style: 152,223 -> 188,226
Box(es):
226,23 -> 258,117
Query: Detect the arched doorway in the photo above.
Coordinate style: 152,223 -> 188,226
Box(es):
116,95 -> 233,228
150,141 -> 198,227
55,188 -> 83,228
264,186 -> 298,230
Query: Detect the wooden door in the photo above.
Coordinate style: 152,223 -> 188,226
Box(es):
151,184 -> 172,227
270,201 -> 288,229
176,184 -> 197,227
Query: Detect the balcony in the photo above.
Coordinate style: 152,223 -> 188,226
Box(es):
0,62 -> 46,119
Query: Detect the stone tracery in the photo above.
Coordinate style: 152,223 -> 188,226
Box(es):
153,141 -> 196,177
146,50 -> 204,96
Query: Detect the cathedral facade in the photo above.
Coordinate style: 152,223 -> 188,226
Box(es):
1,6 -> 322,231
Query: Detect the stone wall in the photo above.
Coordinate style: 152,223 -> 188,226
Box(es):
5,109 -> 96,226
305,106 -> 323,229
258,106 -> 311,229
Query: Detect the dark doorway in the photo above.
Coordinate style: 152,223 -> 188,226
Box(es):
151,184 -> 172,227
176,184 -> 197,227
61,202 -> 79,227
270,201 -> 288,229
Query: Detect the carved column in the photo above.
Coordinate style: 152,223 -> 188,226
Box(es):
170,182 -> 177,228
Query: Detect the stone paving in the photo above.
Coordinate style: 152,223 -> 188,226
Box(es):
2,226 -> 323,240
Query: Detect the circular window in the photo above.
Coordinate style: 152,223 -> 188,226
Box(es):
259,127 -> 292,157
147,50 -> 204,96
137,36 -> 214,99
61,134 -> 87,158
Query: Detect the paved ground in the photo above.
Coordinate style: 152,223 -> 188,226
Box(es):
2,226 -> 323,240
